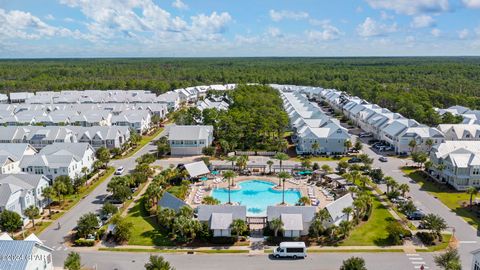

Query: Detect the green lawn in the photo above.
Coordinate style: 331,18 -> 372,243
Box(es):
402,168 -> 480,227
166,185 -> 188,200
124,198 -> 173,246
418,234 -> 452,252
340,195 -> 397,246
120,127 -> 164,159
99,248 -> 248,253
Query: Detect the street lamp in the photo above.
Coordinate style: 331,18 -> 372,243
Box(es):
282,178 -> 285,205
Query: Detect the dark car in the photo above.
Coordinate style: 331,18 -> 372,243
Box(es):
407,211 -> 425,220
348,157 -> 361,163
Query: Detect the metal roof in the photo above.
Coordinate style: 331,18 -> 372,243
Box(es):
158,192 -> 187,213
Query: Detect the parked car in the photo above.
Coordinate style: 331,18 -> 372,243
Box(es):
348,157 -> 361,163
273,242 -> 307,259
407,210 -> 425,220
379,156 -> 388,162
359,132 -> 372,138
115,166 -> 125,175
368,139 -> 379,144
391,196 -> 408,204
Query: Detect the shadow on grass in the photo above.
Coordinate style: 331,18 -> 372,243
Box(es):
403,169 -> 480,227
127,197 -> 173,246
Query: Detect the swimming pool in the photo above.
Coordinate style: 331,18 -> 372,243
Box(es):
211,180 -> 302,216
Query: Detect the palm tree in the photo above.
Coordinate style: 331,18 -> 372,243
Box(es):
274,152 -> 289,172
321,164 -> 332,174
420,213 -> 447,241
24,205 -> 39,228
236,155 -> 249,171
466,186 -> 478,207
230,219 -> 248,239
144,255 -> 175,270
266,160 -> 274,174
342,207 -> 353,221
298,196 -> 311,206
202,196 -> 220,205
81,166 -> 89,180
408,139 -> 417,153
344,140 -> 352,154
42,186 -> 55,217
340,257 -> 367,270
434,247 -> 461,270
278,172 -> 291,205
311,141 -> 320,155
385,176 -> 397,193
226,156 -> 237,170
145,182 -> 163,208
269,218 -> 283,237
338,220 -> 352,238
398,183 -> 410,197
358,175 -> 370,189
277,171 -> 291,187
222,170 -> 236,204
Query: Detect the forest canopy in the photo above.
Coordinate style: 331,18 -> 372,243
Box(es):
1,57 -> 480,125
172,84 -> 289,151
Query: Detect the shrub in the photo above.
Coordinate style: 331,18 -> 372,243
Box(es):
202,146 -> 216,156
416,232 -> 435,246
74,239 -> 95,247
210,237 -> 236,245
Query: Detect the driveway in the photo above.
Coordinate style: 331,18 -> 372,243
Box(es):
358,135 -> 480,269
40,127 -> 169,250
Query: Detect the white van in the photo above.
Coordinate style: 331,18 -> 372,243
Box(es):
273,242 -> 307,259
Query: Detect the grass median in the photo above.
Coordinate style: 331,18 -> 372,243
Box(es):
120,127 -> 164,159
99,248 -> 248,254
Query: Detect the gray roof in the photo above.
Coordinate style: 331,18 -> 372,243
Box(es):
266,206 -> 316,222
210,213 -> 233,230
184,161 -> 210,177
158,192 -> 187,212
168,125 -> 213,141
0,143 -> 36,161
0,174 -> 50,190
0,183 -> 22,207
0,238 -> 52,270
197,205 -> 246,222
325,193 -> 354,221
281,213 -> 304,231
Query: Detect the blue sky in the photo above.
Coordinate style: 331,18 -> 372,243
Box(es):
1,0 -> 480,57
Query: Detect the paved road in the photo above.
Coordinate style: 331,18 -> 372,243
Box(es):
52,250 -> 436,270
40,128 -> 168,250
358,136 -> 480,269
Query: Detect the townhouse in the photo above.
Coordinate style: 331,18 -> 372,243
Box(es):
0,144 -> 37,174
429,141 -> 480,190
111,110 -> 151,134
20,143 -> 96,181
9,92 -> 34,103
0,174 -> 50,222
0,93 -> 8,103
69,126 -> 131,150
437,124 -> 480,141
168,125 -> 214,156
157,91 -> 180,111
279,89 -> 351,155
436,105 -> 480,125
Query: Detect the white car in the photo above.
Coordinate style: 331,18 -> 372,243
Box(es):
379,156 -> 388,162
273,242 -> 307,259
115,166 -> 125,175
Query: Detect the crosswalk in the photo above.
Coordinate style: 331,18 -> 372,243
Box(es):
406,253 -> 429,269
52,245 -> 69,251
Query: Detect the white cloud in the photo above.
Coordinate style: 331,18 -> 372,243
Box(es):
431,28 -> 441,37
172,0 -> 188,10
365,0 -> 449,15
356,17 -> 397,37
269,9 -> 309,22
267,27 -> 282,38
380,11 -> 394,20
458,29 -> 469,39
45,14 -> 55,20
0,8 -> 80,41
462,0 -> 480,8
59,0 -> 231,42
306,20 -> 342,41
410,15 -> 435,28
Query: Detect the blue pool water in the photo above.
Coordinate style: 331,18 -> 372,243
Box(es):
211,180 -> 301,216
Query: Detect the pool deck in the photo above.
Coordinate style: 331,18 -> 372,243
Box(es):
186,176 -> 332,210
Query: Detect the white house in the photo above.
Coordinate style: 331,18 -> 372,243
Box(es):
324,193 -> 354,227
20,143 -> 96,181
157,92 -> 180,111
266,206 -> 316,237
168,125 -> 214,156
438,124 -> 480,141
197,205 -> 247,237
0,233 -> 54,270
472,248 -> 480,270
112,110 -> 151,134
0,143 -> 37,174
0,174 -> 51,223
9,92 -> 34,103
429,141 -> 480,190
69,126 -> 131,150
